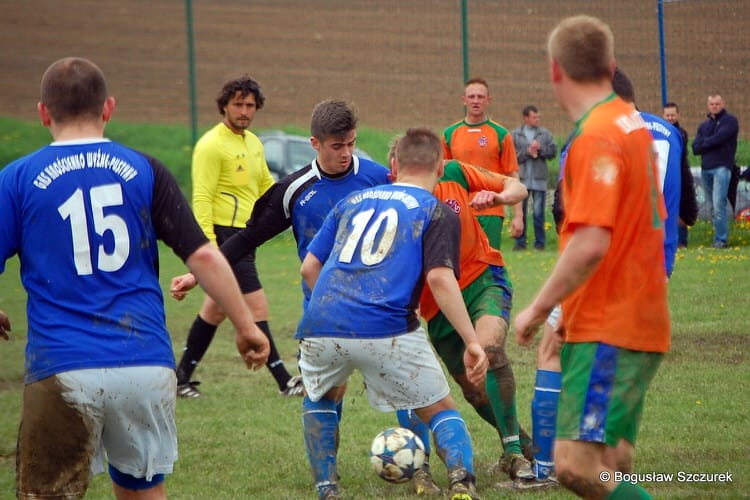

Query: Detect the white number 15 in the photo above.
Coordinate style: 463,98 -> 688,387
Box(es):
58,183 -> 130,275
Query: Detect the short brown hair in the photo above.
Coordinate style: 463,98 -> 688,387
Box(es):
40,57 -> 107,124
394,127 -> 442,172
310,99 -> 358,141
548,15 -> 614,82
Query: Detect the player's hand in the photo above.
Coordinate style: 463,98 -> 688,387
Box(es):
514,306 -> 545,346
170,273 -> 198,300
508,216 -> 524,238
236,324 -> 270,371
462,341 -> 488,387
0,310 -> 10,341
469,190 -> 498,210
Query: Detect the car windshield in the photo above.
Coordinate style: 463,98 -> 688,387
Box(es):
289,140 -> 315,172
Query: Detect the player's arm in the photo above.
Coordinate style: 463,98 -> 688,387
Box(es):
299,203 -> 337,291
170,178 -> 295,299
0,310 -> 10,341
500,135 -> 525,237
300,252 -> 323,290
515,224 -> 610,345
469,175 -> 528,209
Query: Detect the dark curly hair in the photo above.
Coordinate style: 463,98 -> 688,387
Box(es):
216,75 -> 265,115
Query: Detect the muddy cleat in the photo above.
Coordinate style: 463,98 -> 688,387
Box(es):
495,453 -> 535,480
280,375 -> 305,397
448,467 -> 480,500
495,475 -> 559,491
412,467 -> 441,496
177,380 -> 202,399
318,483 -> 341,500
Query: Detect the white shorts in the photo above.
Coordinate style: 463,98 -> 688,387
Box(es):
546,304 -> 563,329
298,327 -> 451,412
17,366 -> 177,496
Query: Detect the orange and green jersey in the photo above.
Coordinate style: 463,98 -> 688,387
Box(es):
560,94 -> 670,353
442,118 -> 519,218
192,122 -> 275,244
419,160 -> 508,321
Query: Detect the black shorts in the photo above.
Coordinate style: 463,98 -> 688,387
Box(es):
214,225 -> 262,294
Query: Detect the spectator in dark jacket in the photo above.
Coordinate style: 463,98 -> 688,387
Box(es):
663,102 -> 698,248
692,94 -> 739,248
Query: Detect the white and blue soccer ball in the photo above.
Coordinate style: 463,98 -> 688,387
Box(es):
369,427 -> 426,483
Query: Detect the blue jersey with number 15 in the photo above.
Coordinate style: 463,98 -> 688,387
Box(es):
298,183 -> 460,339
0,139 -> 208,383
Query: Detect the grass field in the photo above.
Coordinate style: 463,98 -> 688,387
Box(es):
0,117 -> 748,498
1,228 -> 748,499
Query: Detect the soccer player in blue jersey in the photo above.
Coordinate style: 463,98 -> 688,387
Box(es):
298,128 -> 487,500
0,57 -> 270,499
612,68 -> 681,276
170,99 -> 391,305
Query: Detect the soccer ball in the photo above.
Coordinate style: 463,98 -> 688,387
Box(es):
369,427 -> 426,483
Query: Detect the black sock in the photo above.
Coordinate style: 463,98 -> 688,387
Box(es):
175,315 -> 217,385
256,320 -> 291,390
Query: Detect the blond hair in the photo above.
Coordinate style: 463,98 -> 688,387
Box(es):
548,15 -> 614,82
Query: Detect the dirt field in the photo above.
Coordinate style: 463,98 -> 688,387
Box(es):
1,0 -> 747,139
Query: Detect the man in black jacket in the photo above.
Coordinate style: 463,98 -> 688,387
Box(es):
692,94 -> 739,248
663,102 -> 698,248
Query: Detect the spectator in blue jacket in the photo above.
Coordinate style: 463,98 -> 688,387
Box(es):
692,94 -> 739,248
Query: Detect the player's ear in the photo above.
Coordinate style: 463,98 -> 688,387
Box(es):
102,96 -> 116,122
549,59 -> 563,83
310,136 -> 321,152
37,102 -> 52,127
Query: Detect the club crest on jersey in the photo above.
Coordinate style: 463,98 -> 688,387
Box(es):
592,157 -> 618,185
444,198 -> 461,214
478,136 -> 489,148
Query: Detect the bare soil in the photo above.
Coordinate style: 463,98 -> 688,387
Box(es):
1,0 -> 747,139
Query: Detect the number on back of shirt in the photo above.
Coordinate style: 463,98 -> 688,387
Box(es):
338,208 -> 398,266
58,184 -> 130,275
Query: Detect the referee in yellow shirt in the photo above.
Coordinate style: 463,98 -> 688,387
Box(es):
176,75 -> 303,398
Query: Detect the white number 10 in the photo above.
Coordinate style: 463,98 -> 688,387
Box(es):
57,184 -> 130,275
338,208 -> 398,266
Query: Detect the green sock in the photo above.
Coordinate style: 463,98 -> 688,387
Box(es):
607,481 -> 652,499
486,364 -> 521,455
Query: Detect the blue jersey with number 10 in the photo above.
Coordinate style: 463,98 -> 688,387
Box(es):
298,183 -> 460,339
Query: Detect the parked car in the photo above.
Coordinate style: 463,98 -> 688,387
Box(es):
259,130 -> 372,180
691,166 -> 750,221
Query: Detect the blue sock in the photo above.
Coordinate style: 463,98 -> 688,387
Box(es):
429,409 -> 474,474
531,369 -> 561,479
396,409 -> 432,456
302,396 -> 339,496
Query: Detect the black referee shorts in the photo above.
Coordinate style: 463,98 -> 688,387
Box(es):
214,225 -> 262,294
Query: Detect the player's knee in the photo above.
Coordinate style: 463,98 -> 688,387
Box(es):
108,464 -> 164,491
483,343 -> 509,369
